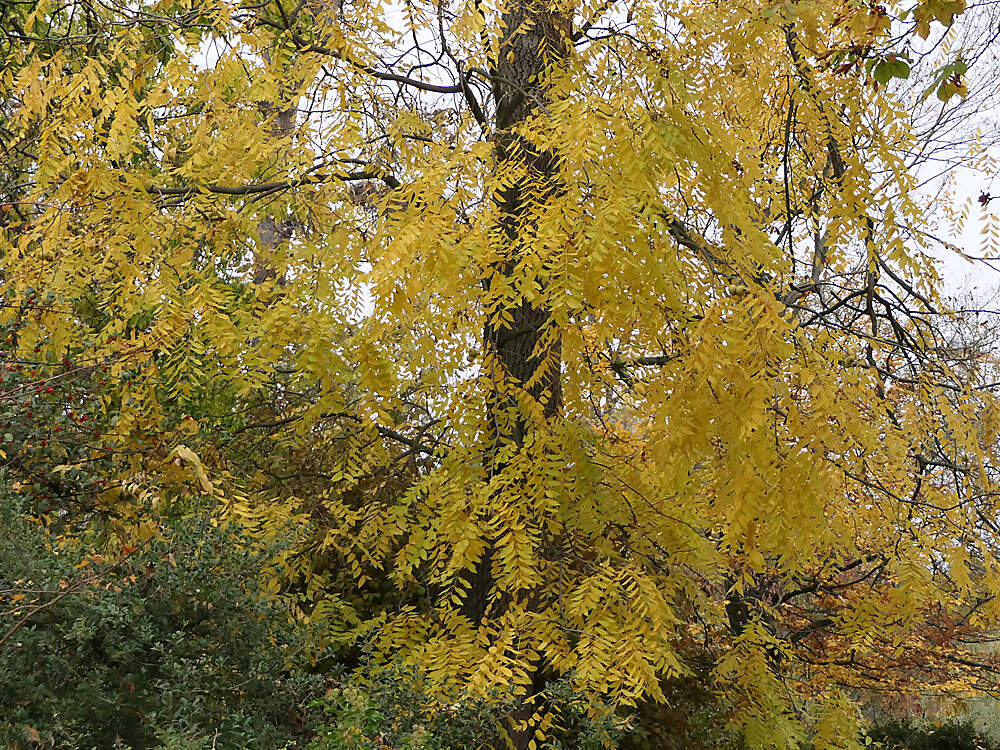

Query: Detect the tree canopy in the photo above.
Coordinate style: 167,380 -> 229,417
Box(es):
4,0 -> 1000,747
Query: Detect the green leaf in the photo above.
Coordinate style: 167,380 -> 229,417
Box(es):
937,81 -> 958,102
872,61 -> 894,84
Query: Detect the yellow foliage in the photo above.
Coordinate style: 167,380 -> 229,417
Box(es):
1,0 -> 996,747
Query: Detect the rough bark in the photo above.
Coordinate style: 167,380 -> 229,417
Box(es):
468,3 -> 570,747
485,1 -> 569,445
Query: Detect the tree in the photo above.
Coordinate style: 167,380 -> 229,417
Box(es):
4,0 -> 1000,747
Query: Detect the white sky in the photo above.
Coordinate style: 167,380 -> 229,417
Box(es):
937,166 -> 1000,295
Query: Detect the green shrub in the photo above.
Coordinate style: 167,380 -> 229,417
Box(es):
0,491 -> 322,749
867,716 -> 998,750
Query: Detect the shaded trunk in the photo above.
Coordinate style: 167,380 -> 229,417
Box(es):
467,3 -> 570,748
485,0 -> 569,442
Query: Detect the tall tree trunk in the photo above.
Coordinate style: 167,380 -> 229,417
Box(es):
486,0 -> 569,486
470,2 -> 570,747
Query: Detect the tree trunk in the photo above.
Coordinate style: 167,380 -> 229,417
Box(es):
470,2 -> 570,747
486,0 -> 569,442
